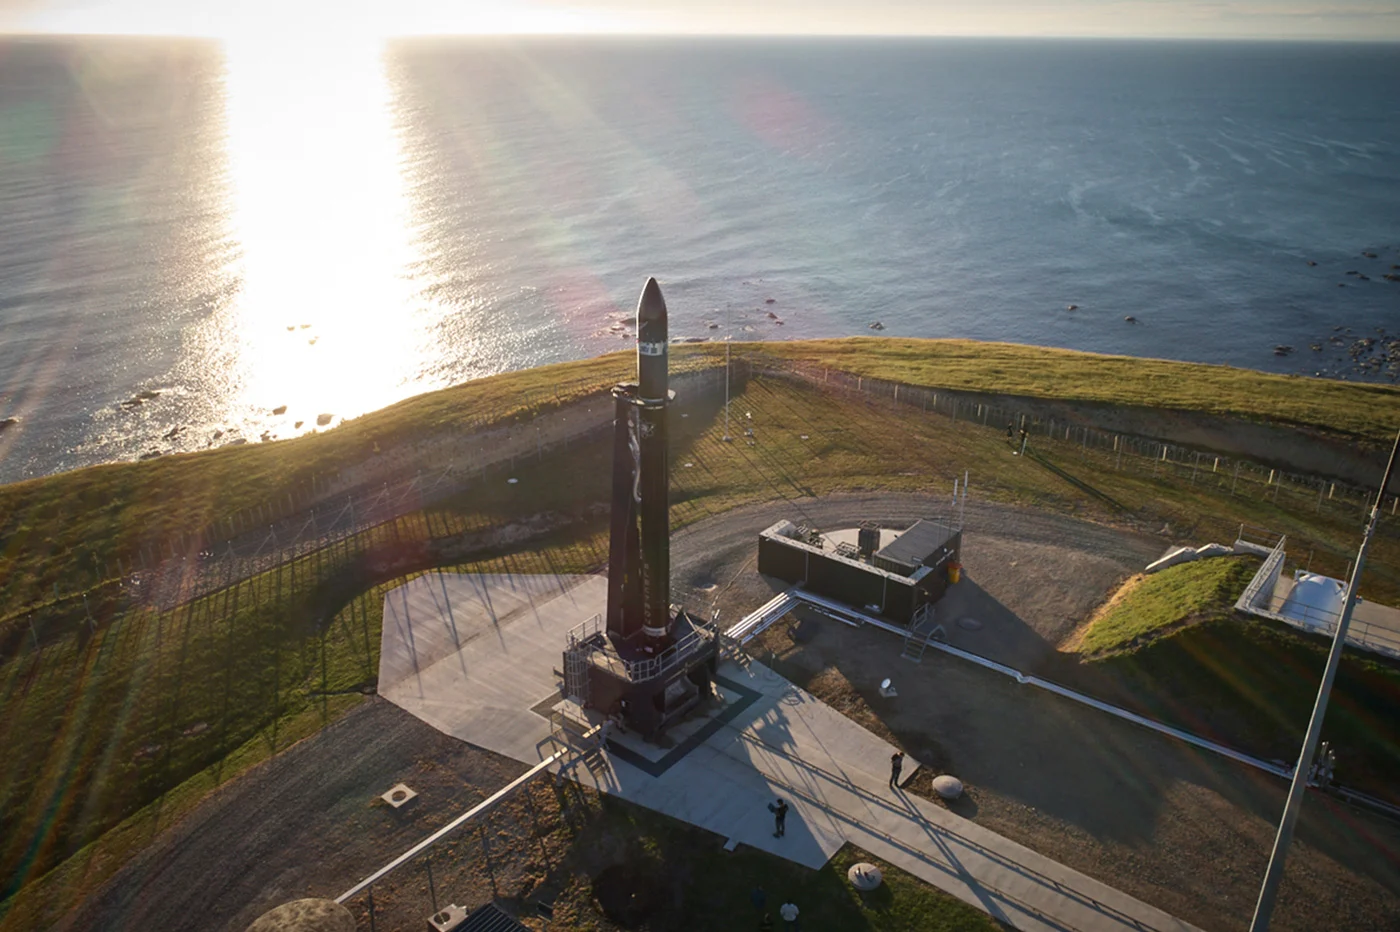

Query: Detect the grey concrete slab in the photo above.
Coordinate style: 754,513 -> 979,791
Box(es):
379,571 -> 1198,932
380,573 -> 604,763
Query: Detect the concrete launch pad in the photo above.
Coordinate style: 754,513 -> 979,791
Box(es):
380,572 -> 1198,932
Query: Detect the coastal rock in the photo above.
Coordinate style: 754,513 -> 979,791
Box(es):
1306,260 -> 1317,266
295,420 -> 304,428
869,321 -> 885,330
767,310 -> 779,319
1310,343 -> 1322,351
316,413 -> 333,426
1274,345 -> 1294,356
1066,304 -> 1078,310
1358,274 -> 1370,281
272,405 -> 287,415
1385,274 -> 1400,282
1124,316 -> 1137,323
765,297 -> 776,304
1362,251 -> 1378,258
139,449 -> 163,460
212,429 -> 224,440
0,417 -> 17,432
708,322 -> 719,329
162,425 -> 184,440
286,325 -> 295,331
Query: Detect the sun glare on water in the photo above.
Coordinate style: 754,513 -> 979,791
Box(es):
195,36 -> 428,438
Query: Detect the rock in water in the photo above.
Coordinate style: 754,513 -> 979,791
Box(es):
272,405 -> 287,415
316,413 -> 333,426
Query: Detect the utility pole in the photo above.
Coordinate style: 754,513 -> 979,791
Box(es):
722,305 -> 732,443
1249,428 -> 1400,931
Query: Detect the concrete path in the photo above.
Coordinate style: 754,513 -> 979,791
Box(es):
379,572 -> 1199,932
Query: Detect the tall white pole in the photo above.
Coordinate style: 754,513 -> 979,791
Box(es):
1249,428 -> 1400,931
722,305 -> 732,442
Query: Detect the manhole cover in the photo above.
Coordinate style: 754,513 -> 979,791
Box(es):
380,783 -> 418,809
848,862 -> 883,891
957,617 -> 982,631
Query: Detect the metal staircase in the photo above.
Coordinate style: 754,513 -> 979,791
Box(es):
900,604 -> 945,664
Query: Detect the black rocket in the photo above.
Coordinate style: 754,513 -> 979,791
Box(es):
606,277 -> 674,645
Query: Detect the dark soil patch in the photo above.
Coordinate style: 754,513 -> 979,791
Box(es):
591,862 -> 666,927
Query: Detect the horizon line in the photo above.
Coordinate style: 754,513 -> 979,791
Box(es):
3,30 -> 1399,44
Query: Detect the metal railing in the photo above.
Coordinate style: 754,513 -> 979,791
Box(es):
1234,536 -> 1400,659
620,619 -> 718,681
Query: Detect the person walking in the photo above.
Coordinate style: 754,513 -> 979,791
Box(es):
890,751 -> 905,788
768,797 -> 789,837
780,901 -> 800,930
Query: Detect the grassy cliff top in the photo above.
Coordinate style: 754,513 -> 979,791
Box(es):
1,338 -> 1392,620
739,338 -> 1400,445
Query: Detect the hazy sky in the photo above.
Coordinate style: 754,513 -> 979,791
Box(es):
2,0 -> 1398,40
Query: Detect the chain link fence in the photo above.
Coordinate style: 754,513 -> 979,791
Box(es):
750,354 -> 1397,528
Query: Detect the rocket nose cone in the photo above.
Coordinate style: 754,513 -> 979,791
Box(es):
637,277 -> 667,325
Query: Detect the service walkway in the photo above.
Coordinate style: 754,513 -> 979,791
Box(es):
380,572 -> 1199,932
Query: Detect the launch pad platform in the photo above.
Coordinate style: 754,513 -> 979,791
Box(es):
377,570 -> 1196,932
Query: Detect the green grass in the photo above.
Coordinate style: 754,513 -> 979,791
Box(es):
0,350 -> 719,627
4,351 -> 1400,923
563,796 -> 1004,932
1079,617 -> 1400,795
742,337 -> 1400,445
1077,557 -> 1258,655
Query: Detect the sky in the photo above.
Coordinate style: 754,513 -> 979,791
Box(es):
1,0 -> 1398,41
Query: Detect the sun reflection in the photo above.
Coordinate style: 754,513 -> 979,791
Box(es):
210,37 -> 427,437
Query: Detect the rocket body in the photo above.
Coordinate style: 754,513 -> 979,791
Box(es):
605,278 -> 673,644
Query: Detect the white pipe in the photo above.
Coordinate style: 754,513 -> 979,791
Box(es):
336,730 -> 597,904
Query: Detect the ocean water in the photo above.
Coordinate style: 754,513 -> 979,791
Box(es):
0,36 -> 1397,483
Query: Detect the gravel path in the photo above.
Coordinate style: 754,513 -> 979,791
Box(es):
672,491 -> 1166,660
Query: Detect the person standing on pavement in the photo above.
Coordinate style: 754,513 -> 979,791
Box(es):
768,797 -> 789,837
890,751 -> 905,787
780,901 -> 800,930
